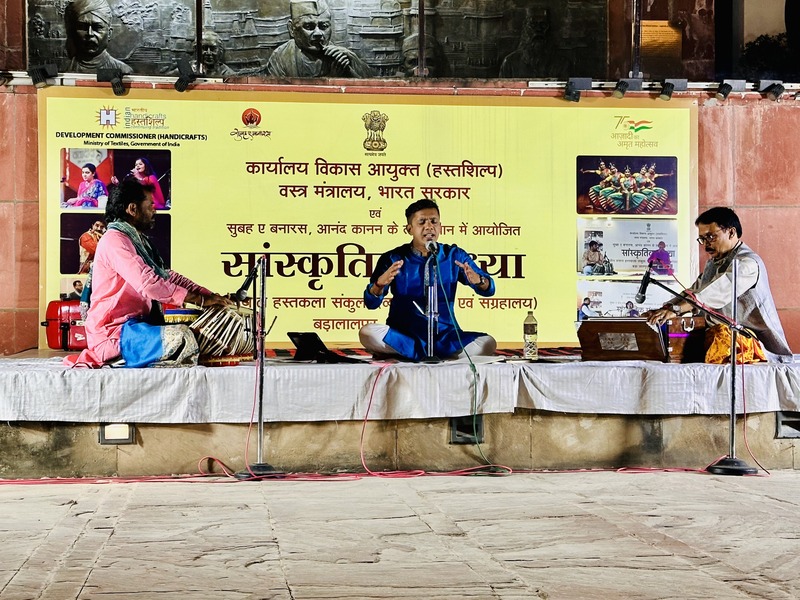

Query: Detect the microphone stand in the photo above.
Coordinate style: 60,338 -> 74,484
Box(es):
645,262 -> 758,476
424,250 -> 440,363
235,255 -> 283,480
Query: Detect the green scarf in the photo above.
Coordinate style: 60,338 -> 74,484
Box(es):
108,220 -> 169,280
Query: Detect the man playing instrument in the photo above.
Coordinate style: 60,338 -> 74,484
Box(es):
644,207 -> 792,363
66,179 -> 230,367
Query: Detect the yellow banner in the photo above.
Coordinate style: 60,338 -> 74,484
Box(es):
39,87 -> 697,347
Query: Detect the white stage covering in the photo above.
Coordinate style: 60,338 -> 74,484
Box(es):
1,356 -> 800,424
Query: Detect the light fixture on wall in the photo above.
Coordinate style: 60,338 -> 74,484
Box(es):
97,68 -> 126,96
761,81 -> 785,101
659,78 -> 687,101
174,57 -> 198,92
27,64 -> 58,89
564,77 -> 591,103
612,78 -> 642,99
715,79 -> 746,101
0,71 -> 13,86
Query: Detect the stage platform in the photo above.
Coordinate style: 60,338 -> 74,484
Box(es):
2,350 -> 800,478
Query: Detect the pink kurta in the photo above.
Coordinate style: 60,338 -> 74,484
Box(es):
68,229 -> 209,367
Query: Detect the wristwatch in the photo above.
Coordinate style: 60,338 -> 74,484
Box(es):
670,303 -> 682,315
477,276 -> 487,288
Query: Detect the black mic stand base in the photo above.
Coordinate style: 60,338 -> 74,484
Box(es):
706,456 -> 758,476
234,462 -> 285,480
422,356 -> 441,364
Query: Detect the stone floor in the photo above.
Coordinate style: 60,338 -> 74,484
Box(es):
1,469 -> 799,599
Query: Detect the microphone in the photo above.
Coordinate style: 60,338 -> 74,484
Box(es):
233,261 -> 260,302
634,262 -> 653,304
425,240 -> 438,253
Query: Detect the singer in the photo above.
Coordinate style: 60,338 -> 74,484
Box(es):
359,199 -> 497,361
64,179 -> 230,368
111,157 -> 167,210
644,207 -> 792,362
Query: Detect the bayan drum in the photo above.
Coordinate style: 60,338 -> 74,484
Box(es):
164,307 -> 202,325
189,306 -> 254,361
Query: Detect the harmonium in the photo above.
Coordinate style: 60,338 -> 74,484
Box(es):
664,315 -> 706,363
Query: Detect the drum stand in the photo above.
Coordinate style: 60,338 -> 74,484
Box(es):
424,252 -> 440,363
235,256 -> 283,480
646,259 -> 758,475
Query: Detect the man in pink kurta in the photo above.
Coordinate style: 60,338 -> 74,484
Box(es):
67,179 -> 229,367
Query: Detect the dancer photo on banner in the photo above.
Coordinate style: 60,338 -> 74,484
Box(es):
576,155 -> 677,215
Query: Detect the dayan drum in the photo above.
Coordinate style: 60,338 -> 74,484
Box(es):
189,306 -> 255,359
664,315 -> 706,363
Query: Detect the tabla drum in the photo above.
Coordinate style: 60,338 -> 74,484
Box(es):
189,306 -> 254,363
164,308 -> 202,325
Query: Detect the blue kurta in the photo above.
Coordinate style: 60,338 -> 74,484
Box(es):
364,243 -> 495,360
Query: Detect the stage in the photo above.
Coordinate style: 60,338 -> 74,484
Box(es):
2,351 -> 800,477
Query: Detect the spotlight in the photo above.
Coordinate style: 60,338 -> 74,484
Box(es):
27,64 -> 58,89
564,77 -> 592,103
97,68 -> 126,96
715,79 -> 746,101
659,78 -> 687,101
611,78 -> 642,99
766,83 -> 785,101
0,71 -> 13,86
758,80 -> 784,101
174,57 -> 197,92
564,80 -> 580,102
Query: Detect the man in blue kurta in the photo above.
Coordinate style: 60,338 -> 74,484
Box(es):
359,199 -> 497,361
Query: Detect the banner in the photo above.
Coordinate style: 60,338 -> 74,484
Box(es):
39,87 -> 697,347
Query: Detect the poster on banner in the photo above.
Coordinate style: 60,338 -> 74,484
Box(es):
576,279 -> 673,320
577,218 -> 679,275
38,88 -> 697,347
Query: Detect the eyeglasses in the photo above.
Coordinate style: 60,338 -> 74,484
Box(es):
696,228 -> 727,245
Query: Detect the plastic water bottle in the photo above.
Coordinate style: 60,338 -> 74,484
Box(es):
523,310 -> 538,360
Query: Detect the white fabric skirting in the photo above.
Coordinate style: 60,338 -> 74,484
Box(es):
1,356 -> 800,424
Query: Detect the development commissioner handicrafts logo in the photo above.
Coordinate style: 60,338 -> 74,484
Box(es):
230,108 -> 272,141
362,110 -> 389,155
612,115 -> 659,151
97,106 -> 118,128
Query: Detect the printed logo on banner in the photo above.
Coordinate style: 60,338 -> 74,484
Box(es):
230,108 -> 271,141
123,106 -> 168,130
615,115 -> 654,133
97,106 -> 117,128
362,109 -> 389,154
242,108 -> 261,126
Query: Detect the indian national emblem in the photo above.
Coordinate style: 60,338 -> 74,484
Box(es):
362,110 -> 389,151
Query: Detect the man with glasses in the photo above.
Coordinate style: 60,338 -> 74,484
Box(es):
645,207 -> 792,361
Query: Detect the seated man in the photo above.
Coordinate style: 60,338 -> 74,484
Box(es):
581,240 -> 604,275
359,199 -> 497,361
66,179 -> 230,368
577,297 -> 597,320
645,206 -> 792,362
647,241 -> 672,275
